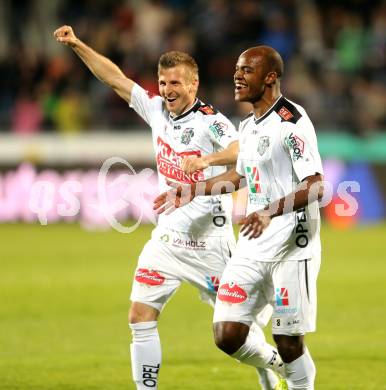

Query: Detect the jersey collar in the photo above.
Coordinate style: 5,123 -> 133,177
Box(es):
253,95 -> 283,125
169,99 -> 201,122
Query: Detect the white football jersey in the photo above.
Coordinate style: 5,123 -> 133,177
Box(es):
235,95 -> 323,261
130,84 -> 238,236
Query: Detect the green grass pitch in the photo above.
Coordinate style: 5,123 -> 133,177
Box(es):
1,222 -> 385,389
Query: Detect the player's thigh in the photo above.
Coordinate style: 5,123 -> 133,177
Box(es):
270,256 -> 320,336
176,234 -> 234,307
130,236 -> 181,313
213,257 -> 268,326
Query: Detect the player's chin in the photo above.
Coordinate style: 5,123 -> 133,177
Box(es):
166,101 -> 176,112
234,92 -> 248,102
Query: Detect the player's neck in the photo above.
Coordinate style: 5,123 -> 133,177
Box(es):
170,97 -> 197,118
253,90 -> 281,119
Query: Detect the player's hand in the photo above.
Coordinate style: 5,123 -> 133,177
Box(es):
239,212 -> 271,240
54,25 -> 78,47
153,180 -> 196,215
181,156 -> 209,174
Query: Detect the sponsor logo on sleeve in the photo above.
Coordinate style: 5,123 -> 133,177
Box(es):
285,132 -> 305,161
135,268 -> 165,286
217,282 -> 247,303
278,106 -> 294,121
199,105 -> 215,115
156,136 -> 204,183
209,121 -> 228,141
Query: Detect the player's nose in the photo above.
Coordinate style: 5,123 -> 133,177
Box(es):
234,69 -> 242,80
163,83 -> 172,93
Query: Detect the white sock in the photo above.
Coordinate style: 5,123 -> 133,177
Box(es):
284,348 -> 316,390
130,321 -> 161,389
257,367 -> 280,390
231,325 -> 285,379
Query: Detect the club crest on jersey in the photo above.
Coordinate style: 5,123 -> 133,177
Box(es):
180,128 -> 194,145
135,268 -> 165,286
257,136 -> 270,156
217,282 -> 247,303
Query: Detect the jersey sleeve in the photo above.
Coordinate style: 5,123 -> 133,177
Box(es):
129,83 -> 163,125
282,117 -> 324,182
235,153 -> 245,176
207,114 -> 239,149
235,123 -> 245,176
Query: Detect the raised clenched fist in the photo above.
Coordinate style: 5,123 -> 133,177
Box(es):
53,25 -> 77,47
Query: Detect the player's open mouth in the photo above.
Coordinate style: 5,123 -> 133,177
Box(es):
166,97 -> 177,102
235,83 -> 247,91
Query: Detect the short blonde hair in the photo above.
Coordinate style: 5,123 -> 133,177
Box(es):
158,51 -> 199,81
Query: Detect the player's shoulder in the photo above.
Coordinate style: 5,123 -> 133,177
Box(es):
197,101 -> 218,116
195,101 -> 223,124
240,112 -> 254,123
274,96 -> 305,124
133,83 -> 163,103
195,100 -> 234,126
238,112 -> 254,132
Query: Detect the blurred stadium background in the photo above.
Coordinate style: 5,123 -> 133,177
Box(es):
1,0 -> 386,389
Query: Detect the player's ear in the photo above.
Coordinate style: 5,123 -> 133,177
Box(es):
190,77 -> 199,94
194,78 -> 199,92
265,71 -> 277,86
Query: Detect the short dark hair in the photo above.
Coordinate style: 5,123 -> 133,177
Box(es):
158,51 -> 199,80
265,49 -> 284,78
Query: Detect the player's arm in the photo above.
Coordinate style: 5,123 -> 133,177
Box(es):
54,25 -> 134,102
181,141 -> 239,174
153,168 -> 244,214
240,173 -> 324,239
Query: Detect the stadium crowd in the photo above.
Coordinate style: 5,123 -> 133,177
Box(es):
0,0 -> 385,136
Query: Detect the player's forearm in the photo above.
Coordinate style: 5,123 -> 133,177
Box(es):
196,168 -> 244,196
205,141 -> 239,167
263,174 -> 324,218
72,39 -> 126,89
